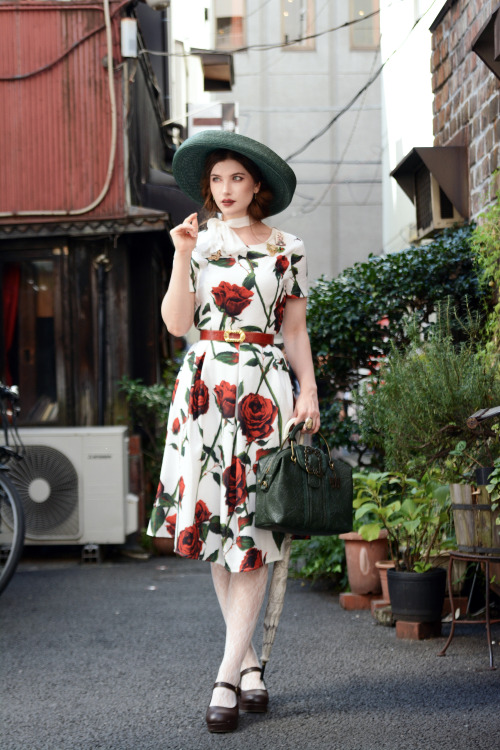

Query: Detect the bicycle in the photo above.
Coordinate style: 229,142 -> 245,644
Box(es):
0,383 -> 25,595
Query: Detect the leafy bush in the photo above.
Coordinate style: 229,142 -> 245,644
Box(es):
119,357 -> 181,511
470,186 -> 500,352
289,536 -> 347,588
306,226 -> 485,459
356,306 -> 500,479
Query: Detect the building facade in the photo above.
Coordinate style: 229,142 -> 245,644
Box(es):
0,1 -> 199,427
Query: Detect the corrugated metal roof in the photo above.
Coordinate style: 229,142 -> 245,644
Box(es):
0,1 -> 130,221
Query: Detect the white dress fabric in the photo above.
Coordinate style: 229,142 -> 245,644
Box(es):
147,219 -> 308,572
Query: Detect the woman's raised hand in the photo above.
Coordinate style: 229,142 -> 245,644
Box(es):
170,213 -> 199,255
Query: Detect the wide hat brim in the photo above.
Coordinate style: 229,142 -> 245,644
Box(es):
172,130 -> 296,216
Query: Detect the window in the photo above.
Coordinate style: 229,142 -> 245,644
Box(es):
282,0 -> 315,50
350,0 -> 380,51
1,252 -> 64,425
215,0 -> 245,51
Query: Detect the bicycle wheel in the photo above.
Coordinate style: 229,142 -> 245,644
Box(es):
0,471 -> 25,595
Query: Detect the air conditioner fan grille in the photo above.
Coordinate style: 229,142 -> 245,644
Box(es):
8,445 -> 79,537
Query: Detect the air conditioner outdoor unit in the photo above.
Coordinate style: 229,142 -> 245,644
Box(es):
4,427 -> 138,546
412,166 -> 463,241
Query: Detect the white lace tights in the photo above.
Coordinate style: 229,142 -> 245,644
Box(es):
209,563 -> 268,708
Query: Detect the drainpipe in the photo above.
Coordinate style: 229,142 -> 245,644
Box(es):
93,253 -> 112,425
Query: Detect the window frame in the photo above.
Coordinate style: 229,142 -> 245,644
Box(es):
214,0 -> 246,51
281,0 -> 316,52
349,0 -> 380,52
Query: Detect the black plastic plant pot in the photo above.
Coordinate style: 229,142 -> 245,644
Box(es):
387,567 -> 447,623
474,466 -> 494,486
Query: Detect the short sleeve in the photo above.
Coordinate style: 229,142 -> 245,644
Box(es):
284,239 -> 308,298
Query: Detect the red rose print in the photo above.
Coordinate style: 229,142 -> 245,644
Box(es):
238,515 -> 252,531
172,378 -> 179,402
275,255 -> 289,276
188,378 -> 210,419
177,525 -> 202,558
194,353 -> 206,380
212,281 -> 253,318
214,380 -> 236,419
155,481 -> 164,500
240,548 -> 264,572
238,393 -> 278,443
179,476 -> 185,500
172,417 -> 181,434
195,499 -> 211,524
274,296 -> 286,332
223,456 -> 248,513
166,513 -> 176,536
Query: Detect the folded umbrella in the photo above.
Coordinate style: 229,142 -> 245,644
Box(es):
260,532 -> 292,678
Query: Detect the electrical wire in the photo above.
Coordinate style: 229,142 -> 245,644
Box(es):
0,0 -> 130,82
285,0 -> 439,162
142,9 -> 381,58
294,47 -> 381,216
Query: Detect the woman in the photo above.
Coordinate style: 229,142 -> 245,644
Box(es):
147,130 -> 320,732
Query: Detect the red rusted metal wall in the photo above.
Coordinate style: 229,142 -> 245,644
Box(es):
0,1 -> 129,222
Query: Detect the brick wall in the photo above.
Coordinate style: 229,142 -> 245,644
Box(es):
431,0 -> 500,217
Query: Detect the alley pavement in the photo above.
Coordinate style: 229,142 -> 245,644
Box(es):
1,549 -> 499,750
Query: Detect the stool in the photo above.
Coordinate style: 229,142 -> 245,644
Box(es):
438,550 -> 500,669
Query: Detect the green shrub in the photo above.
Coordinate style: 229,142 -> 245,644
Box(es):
356,305 -> 500,479
306,225 -> 485,460
119,357 -> 181,511
289,536 -> 347,588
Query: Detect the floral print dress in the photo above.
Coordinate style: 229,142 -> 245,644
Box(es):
147,218 -> 308,572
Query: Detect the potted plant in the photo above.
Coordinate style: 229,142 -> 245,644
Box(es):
353,469 -> 453,623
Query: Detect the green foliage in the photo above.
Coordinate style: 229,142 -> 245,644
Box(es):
353,469 -> 453,572
306,226 -> 485,457
289,535 -> 347,588
119,357 -> 181,510
470,184 -> 500,352
356,305 -> 500,479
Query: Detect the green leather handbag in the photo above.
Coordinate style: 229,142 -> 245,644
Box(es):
255,422 -> 353,536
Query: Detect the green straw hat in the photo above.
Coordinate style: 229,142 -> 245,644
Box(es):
172,130 -> 297,216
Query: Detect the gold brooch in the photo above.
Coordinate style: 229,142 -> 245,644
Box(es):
267,230 -> 286,256
208,249 -> 222,261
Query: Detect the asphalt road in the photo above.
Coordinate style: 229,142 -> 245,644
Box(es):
1,550 -> 499,750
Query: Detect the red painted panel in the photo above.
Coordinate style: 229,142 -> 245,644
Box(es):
0,2 -> 128,221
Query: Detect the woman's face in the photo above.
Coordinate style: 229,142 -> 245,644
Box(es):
209,158 -> 260,220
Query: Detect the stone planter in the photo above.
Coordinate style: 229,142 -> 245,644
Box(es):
339,530 -> 388,595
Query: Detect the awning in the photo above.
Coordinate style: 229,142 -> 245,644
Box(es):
390,146 -> 469,219
191,48 -> 234,91
472,4 -> 500,80
0,207 -> 168,240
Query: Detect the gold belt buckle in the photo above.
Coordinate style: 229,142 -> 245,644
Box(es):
223,328 -> 245,343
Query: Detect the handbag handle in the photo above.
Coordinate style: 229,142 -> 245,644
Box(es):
285,421 -> 335,471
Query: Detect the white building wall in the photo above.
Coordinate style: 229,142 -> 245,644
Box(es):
380,0 -> 435,253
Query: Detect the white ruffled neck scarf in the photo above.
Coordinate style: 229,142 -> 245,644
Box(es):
197,216 -> 269,259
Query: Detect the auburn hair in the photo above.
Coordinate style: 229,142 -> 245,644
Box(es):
200,149 -> 274,221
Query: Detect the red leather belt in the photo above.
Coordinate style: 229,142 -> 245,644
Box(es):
200,329 -> 274,346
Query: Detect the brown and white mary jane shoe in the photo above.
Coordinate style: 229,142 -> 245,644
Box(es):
206,681 -> 239,733
238,666 -> 269,713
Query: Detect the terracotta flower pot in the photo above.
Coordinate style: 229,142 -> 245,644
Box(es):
375,559 -> 395,602
339,530 -> 389,595
152,537 -> 175,556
